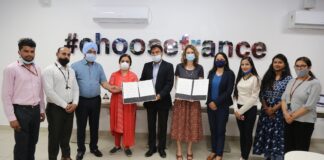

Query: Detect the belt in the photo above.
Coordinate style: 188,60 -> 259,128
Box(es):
13,104 -> 40,109
80,96 -> 100,100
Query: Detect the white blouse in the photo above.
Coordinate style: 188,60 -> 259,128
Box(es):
234,75 -> 260,115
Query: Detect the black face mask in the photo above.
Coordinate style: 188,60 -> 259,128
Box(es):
58,58 -> 70,66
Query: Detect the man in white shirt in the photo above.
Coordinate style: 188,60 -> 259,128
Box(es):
42,47 -> 79,160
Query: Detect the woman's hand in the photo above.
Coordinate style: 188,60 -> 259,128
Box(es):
234,111 -> 245,120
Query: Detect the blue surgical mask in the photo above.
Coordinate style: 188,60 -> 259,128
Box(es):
243,69 -> 252,75
85,54 -> 96,62
186,53 -> 195,61
215,60 -> 225,67
19,57 -> 34,65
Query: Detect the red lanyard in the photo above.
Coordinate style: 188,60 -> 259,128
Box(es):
289,77 -> 309,100
22,64 -> 38,77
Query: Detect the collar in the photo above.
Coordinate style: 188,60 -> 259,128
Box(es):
152,60 -> 162,66
55,61 -> 69,69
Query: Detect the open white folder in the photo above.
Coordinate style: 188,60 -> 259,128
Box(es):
122,80 -> 156,104
175,78 -> 209,101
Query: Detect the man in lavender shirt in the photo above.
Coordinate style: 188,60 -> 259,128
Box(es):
2,38 -> 46,160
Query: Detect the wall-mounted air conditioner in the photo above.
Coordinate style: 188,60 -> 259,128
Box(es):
289,10 -> 324,29
93,6 -> 150,24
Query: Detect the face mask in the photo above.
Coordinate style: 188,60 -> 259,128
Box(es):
85,54 -> 96,62
295,68 -> 309,78
186,53 -> 195,61
58,58 -> 70,66
215,60 -> 226,67
152,54 -> 162,63
243,69 -> 252,75
120,62 -> 130,70
19,57 -> 34,65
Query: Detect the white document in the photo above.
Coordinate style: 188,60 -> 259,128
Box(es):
138,80 -> 156,97
175,78 -> 193,95
122,82 -> 139,100
192,79 -> 209,96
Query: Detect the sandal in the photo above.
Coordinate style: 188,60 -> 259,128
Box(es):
176,154 -> 183,160
207,153 -> 216,160
187,153 -> 193,160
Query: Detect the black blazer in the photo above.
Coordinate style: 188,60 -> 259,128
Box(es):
206,69 -> 235,108
140,60 -> 174,109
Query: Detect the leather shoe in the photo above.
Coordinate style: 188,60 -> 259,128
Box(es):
75,151 -> 84,160
90,149 -> 103,157
158,149 -> 167,158
145,149 -> 157,157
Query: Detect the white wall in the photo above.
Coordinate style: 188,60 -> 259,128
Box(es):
1,0 -> 324,138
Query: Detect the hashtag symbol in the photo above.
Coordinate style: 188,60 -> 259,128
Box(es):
64,33 -> 79,53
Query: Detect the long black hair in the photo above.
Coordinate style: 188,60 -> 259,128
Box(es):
295,56 -> 316,80
209,52 -> 230,75
260,54 -> 291,92
233,56 -> 259,99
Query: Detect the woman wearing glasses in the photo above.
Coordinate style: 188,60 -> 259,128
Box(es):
281,57 -> 321,152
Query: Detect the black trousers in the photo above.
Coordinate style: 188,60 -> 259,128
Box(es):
207,106 -> 229,156
75,96 -> 101,152
284,121 -> 314,153
13,104 -> 40,160
236,105 -> 257,159
146,106 -> 169,150
46,103 -> 74,160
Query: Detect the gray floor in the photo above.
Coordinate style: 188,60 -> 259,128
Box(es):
0,127 -> 323,160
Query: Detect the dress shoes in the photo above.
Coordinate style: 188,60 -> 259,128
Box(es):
158,149 -> 167,158
145,148 -> 157,157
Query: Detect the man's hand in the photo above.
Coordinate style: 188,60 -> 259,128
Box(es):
155,94 -> 161,101
208,102 -> 217,111
109,85 -> 122,93
40,113 -> 46,122
66,104 -> 77,113
10,120 -> 21,131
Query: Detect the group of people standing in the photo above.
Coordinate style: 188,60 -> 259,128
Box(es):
2,37 -> 322,160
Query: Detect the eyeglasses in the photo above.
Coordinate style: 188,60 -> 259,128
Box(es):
295,65 -> 307,69
121,60 -> 130,63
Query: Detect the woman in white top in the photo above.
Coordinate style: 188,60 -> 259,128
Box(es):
233,56 -> 260,160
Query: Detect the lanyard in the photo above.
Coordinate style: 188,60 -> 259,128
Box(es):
19,61 -> 38,76
55,63 -> 70,89
289,77 -> 309,100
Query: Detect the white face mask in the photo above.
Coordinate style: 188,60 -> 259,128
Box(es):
120,62 -> 130,70
19,56 -> 34,65
152,54 -> 162,63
